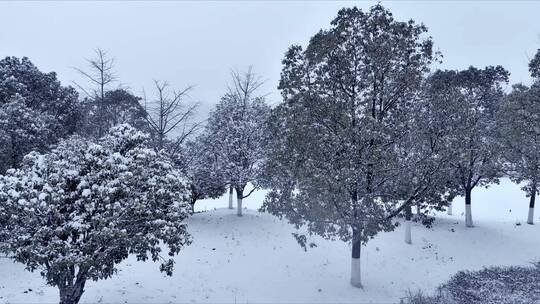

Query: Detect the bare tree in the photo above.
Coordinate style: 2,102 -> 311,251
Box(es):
228,66 -> 264,107
144,80 -> 201,153
74,49 -> 117,137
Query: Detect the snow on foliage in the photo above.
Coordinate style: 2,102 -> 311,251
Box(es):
529,48 -> 540,79
406,263 -> 540,304
178,138 -> 227,213
0,124 -> 191,304
497,63 -> 540,224
0,56 -> 80,173
426,67 -> 509,227
261,4 -> 450,288
202,68 -> 271,216
79,89 -> 149,139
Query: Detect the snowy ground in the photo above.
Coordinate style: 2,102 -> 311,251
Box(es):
2,179 -> 540,303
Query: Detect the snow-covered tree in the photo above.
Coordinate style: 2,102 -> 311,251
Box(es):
79,89 -> 149,138
204,68 -> 271,216
427,67 -> 508,227
261,5 -> 446,287
0,96 -> 52,173
498,81 -> 540,224
529,48 -> 540,79
178,137 -> 227,213
74,51 -> 149,139
0,124 -> 191,304
393,79 -> 460,243
0,56 -> 80,173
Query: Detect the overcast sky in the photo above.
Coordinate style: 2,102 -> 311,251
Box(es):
1,1 -> 540,117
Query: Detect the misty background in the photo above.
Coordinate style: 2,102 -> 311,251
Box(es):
1,1 -> 539,118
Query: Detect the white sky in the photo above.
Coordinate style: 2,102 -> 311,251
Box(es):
1,1 -> 539,117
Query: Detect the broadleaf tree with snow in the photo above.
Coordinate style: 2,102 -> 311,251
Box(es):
0,56 -> 80,173
529,48 -> 540,79
74,50 -> 150,139
392,77 -> 461,244
261,5 -> 454,287
0,124 -> 192,304
427,67 -> 508,227
203,68 -> 271,216
178,136 -> 227,213
497,53 -> 540,224
78,89 -> 149,139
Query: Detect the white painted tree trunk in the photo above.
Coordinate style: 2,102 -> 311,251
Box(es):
237,196 -> 243,216
465,204 -> 473,227
350,232 -> 362,288
404,205 -> 413,244
447,203 -> 452,215
528,207 -> 534,225
465,189 -> 473,227
228,187 -> 234,209
404,220 -> 412,244
350,256 -> 362,288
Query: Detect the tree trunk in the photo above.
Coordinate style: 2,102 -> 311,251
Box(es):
528,189 -> 536,225
404,205 -> 412,244
228,186 -> 234,209
447,202 -> 452,215
58,279 -> 86,304
236,190 -> 243,216
465,187 -> 473,227
350,229 -> 362,288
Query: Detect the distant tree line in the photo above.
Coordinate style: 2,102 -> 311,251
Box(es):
260,5 -> 540,288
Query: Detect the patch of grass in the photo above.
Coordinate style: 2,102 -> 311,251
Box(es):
404,263 -> 540,304
401,289 -> 448,304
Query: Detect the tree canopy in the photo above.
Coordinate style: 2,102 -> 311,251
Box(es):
0,124 -> 191,304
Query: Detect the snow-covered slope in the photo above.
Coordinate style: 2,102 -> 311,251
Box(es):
1,179 -> 540,303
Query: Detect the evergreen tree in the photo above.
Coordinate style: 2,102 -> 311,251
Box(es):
497,51 -> 540,224
0,125 -> 191,304
393,78 -> 460,243
179,137 -> 227,213
261,5 -> 445,287
428,67 -> 508,227
0,56 -> 80,173
79,89 -> 149,138
529,48 -> 540,79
